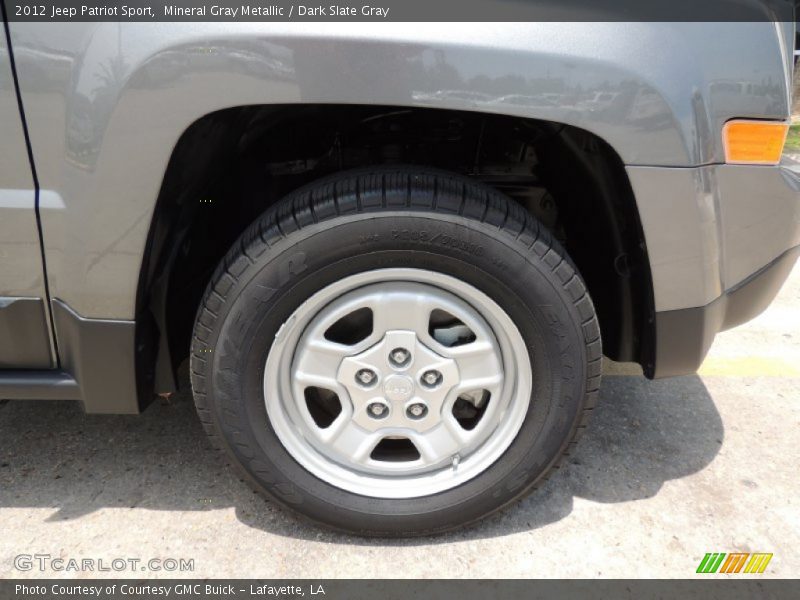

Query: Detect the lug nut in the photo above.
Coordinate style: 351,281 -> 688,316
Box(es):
421,370 -> 442,388
367,402 -> 389,419
355,369 -> 378,386
389,348 -> 411,367
406,403 -> 428,419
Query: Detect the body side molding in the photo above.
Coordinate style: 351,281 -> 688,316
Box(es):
0,300 -> 141,413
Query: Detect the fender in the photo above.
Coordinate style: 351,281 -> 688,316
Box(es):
7,21 -> 791,321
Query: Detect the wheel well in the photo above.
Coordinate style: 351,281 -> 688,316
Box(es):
136,104 -> 655,397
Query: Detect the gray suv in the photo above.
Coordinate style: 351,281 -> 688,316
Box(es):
1,18 -> 799,535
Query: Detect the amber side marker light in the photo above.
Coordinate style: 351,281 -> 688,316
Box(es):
723,120 -> 789,165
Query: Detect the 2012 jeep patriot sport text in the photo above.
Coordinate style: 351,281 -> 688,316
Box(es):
1,9 -> 799,535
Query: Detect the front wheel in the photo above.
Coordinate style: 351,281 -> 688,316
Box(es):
190,167 -> 601,536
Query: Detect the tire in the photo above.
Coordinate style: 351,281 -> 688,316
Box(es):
190,166 -> 601,536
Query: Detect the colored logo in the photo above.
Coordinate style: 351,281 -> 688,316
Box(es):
696,552 -> 773,574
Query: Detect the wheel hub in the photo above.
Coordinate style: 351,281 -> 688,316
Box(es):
338,330 -> 460,433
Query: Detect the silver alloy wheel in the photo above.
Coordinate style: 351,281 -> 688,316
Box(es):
264,268 -> 532,499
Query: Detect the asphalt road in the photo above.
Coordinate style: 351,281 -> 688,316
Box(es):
0,263 -> 798,579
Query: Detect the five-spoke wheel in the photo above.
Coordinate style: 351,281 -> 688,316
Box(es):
266,271 -> 531,498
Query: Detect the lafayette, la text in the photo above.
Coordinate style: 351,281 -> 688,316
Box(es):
17,583 -> 325,597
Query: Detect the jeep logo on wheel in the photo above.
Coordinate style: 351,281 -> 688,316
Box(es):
383,375 -> 414,402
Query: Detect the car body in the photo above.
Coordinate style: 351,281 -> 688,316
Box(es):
1,15 -> 799,533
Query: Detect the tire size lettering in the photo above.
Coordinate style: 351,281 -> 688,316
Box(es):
391,229 -> 485,257
391,229 -> 432,242
278,251 -> 308,284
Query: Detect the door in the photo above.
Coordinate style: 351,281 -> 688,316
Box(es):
0,26 -> 53,368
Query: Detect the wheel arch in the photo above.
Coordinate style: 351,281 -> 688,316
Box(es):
135,104 -> 656,402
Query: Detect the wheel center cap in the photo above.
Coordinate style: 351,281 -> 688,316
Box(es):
382,374 -> 415,402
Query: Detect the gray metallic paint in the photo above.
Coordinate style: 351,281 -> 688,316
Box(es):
4,21 -> 796,320
0,297 -> 51,367
653,245 -> 800,378
0,30 -> 48,300
1,22 -> 55,368
628,164 -> 800,312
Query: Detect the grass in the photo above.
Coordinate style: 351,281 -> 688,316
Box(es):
784,124 -> 800,152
